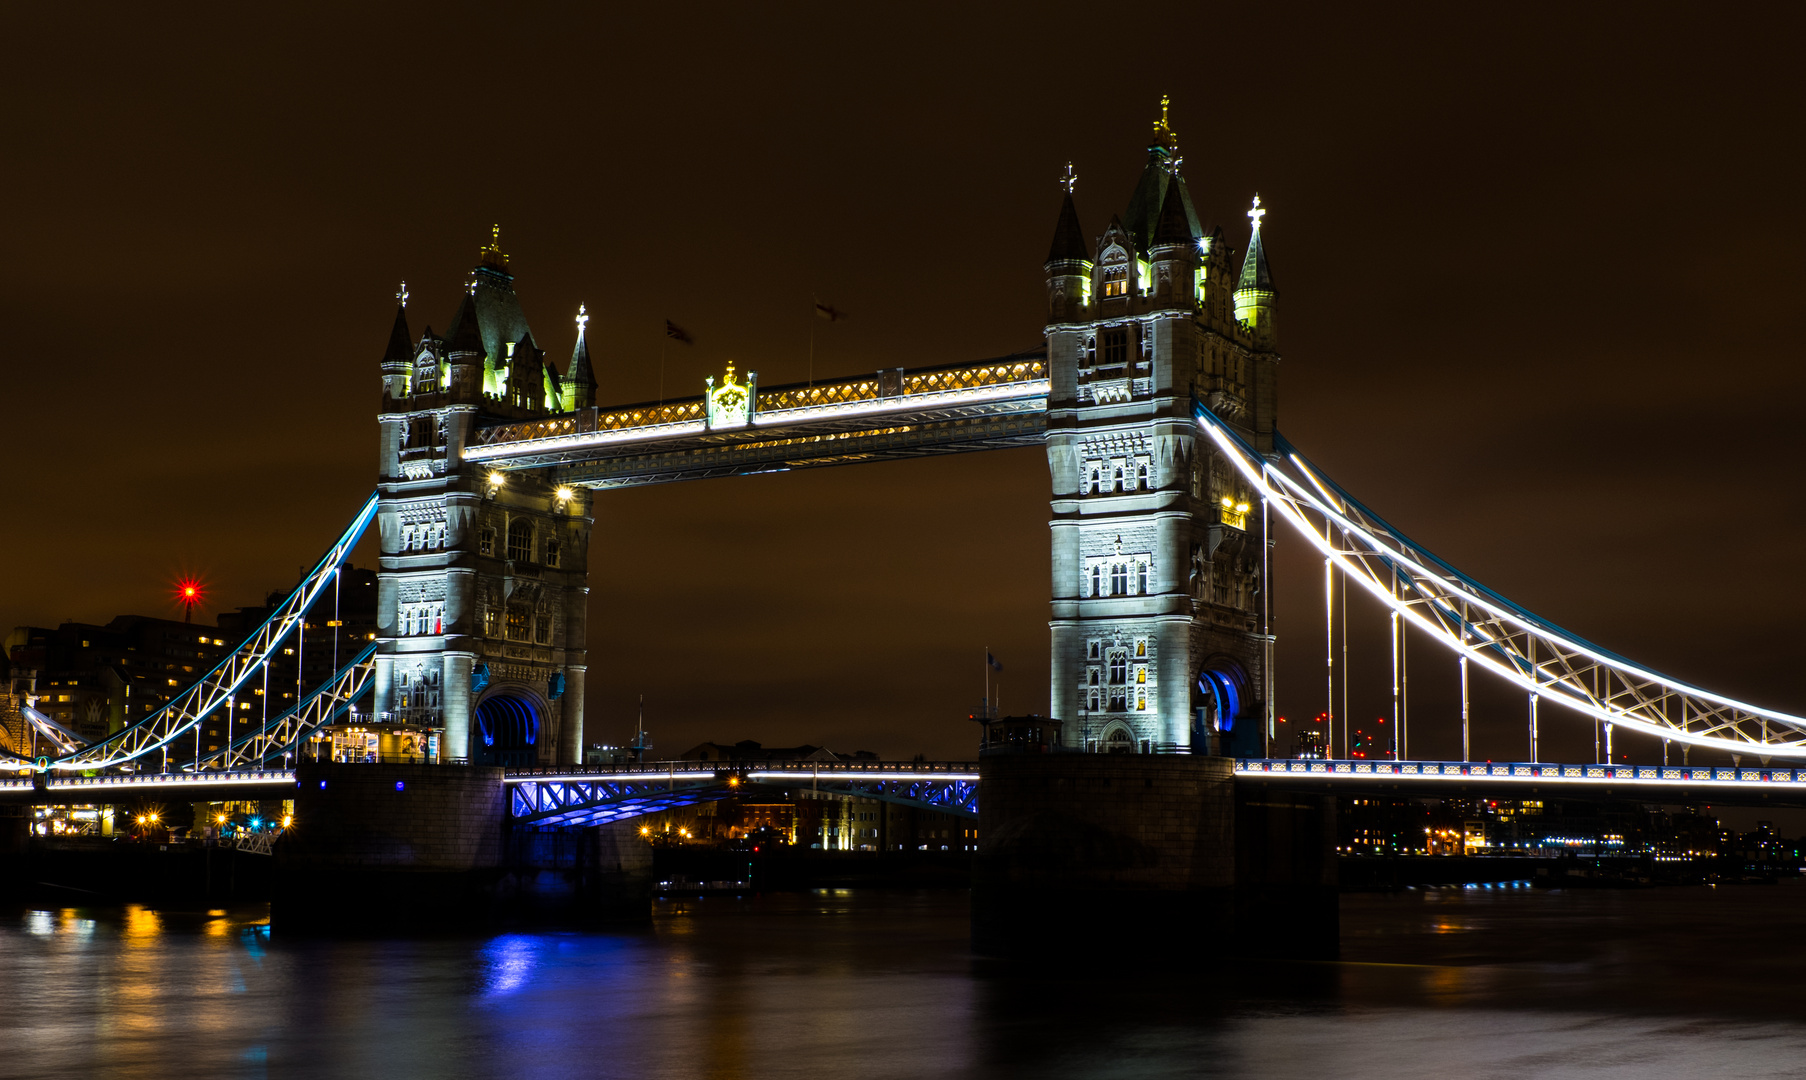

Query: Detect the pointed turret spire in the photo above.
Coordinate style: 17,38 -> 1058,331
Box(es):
446,290 -> 484,356
1237,195 -> 1274,291
1152,176 -> 1195,247
567,304 -> 597,409
1047,189 -> 1089,263
383,294 -> 412,364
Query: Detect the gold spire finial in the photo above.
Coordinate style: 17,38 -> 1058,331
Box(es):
1152,94 -> 1178,151
480,223 -> 508,268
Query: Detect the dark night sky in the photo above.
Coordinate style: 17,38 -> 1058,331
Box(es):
4,4 -> 1804,766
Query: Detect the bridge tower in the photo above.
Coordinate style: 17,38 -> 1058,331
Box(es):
1045,101 -> 1279,755
374,230 -> 595,766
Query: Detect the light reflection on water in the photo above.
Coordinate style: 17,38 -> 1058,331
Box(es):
3,885 -> 1806,1079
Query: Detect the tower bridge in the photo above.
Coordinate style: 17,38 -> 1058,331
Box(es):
9,103 -> 1806,949
12,100 -> 1806,787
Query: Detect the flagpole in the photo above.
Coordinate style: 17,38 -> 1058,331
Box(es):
808,309 -> 815,389
659,336 -> 666,406
983,645 -> 989,719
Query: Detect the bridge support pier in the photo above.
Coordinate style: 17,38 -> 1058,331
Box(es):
972,755 -> 1336,963
273,762 -> 507,932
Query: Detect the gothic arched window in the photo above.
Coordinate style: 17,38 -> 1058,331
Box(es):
1137,463 -> 1148,489
1111,564 -> 1128,596
1088,468 -> 1099,494
1109,652 -> 1127,685
1137,563 -> 1148,595
1112,467 -> 1123,493
545,538 -> 561,569
1090,566 -> 1100,597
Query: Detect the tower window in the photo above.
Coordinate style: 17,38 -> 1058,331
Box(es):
1088,641 -> 1100,660
1102,329 -> 1128,367
1089,668 -> 1100,686
1109,652 -> 1127,685
507,519 -> 533,563
479,527 -> 495,557
506,604 -> 531,642
1112,467 -> 1123,493
534,612 -> 552,645
1101,267 -> 1128,298
1090,566 -> 1100,597
1137,563 -> 1148,595
545,539 -> 561,569
1088,467 -> 1099,494
1137,463 -> 1148,489
1111,564 -> 1128,596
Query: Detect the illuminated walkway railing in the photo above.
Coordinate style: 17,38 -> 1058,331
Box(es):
464,357 -> 1048,463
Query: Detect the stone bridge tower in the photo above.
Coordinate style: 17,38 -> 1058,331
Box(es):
375,230 -> 596,766
1045,102 -> 1279,755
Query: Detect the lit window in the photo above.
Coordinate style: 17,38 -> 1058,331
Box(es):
1136,640 -> 1146,658
1111,564 -> 1128,596
1101,266 -> 1128,298
1136,691 -> 1146,711
506,604 -> 531,642
1136,667 -> 1146,684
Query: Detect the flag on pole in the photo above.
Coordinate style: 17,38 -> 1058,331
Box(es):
665,320 -> 693,344
987,652 -> 1004,672
814,301 -> 848,323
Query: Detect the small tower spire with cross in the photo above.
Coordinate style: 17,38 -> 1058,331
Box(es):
1247,194 -> 1266,233
1060,162 -> 1077,194
396,280 -> 409,309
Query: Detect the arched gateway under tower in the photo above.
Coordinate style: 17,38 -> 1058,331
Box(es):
370,105 -> 1277,764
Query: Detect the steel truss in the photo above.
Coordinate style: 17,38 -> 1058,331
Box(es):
508,764 -> 982,828
1195,405 -> 1806,759
194,644 -> 376,770
40,495 -> 380,773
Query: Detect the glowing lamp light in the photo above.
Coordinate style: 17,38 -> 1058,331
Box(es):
555,486 -> 574,502
487,471 -> 506,489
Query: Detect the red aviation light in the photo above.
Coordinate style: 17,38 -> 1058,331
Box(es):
173,577 -> 206,621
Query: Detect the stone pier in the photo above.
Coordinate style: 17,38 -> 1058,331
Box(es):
971,755 -> 1336,962
272,763 -> 651,931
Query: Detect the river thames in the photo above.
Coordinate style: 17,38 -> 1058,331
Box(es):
5,883 -> 1806,1079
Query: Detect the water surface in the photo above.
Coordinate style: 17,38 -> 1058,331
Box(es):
6,883 -> 1806,1079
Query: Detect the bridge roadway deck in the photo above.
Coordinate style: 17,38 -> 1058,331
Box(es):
6,759 -> 1805,810
1234,758 -> 1806,808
